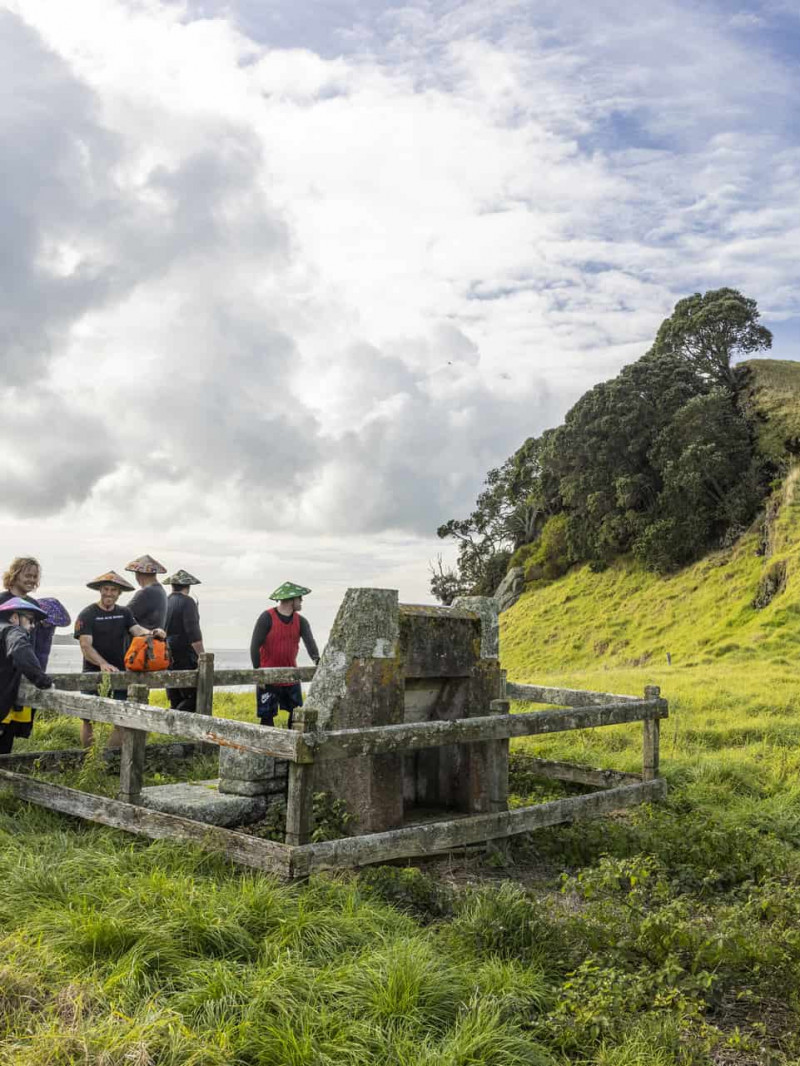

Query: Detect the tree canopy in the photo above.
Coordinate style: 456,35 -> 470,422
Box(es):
433,288 -> 773,599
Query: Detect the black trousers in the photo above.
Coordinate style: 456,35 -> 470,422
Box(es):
166,644 -> 198,712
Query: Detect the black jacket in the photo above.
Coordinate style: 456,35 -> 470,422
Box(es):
0,623 -> 53,717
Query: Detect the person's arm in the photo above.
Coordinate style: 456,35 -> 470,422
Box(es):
125,608 -> 164,641
299,616 -> 321,664
129,624 -> 166,639
250,611 -> 271,668
184,599 -> 205,655
7,629 -> 53,687
78,634 -> 118,672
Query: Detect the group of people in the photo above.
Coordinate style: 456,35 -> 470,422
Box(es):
0,554 -> 320,754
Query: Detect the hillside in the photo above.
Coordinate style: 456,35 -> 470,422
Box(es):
501,358 -> 800,680
742,357 -> 800,464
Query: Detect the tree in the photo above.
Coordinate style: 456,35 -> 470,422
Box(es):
433,287 -> 772,589
428,555 -> 468,606
652,287 -> 772,390
434,437 -> 553,598
548,349 -> 709,566
636,390 -> 762,570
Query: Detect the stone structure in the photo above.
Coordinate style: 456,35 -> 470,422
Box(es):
305,589 -> 503,835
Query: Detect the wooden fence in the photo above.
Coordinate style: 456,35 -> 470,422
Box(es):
0,654 -> 667,878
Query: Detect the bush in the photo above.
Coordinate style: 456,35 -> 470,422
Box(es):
518,515 -> 570,585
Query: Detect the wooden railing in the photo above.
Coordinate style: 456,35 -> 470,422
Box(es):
3,661 -> 668,878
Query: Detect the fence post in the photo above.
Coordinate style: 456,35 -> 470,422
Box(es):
119,683 -> 148,804
487,698 -> 510,813
642,685 -> 661,782
195,652 -> 215,716
285,708 -> 317,847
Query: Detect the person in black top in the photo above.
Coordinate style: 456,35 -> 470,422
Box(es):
164,569 -> 205,711
74,570 -> 166,747
126,554 -> 168,629
0,598 -> 53,754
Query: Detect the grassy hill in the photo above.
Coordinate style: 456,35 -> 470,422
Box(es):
503,357 -> 800,678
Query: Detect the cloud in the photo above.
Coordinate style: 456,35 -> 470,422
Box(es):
0,0 -> 799,641
729,10 -> 767,28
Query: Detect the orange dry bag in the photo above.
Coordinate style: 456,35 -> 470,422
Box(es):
124,635 -> 172,672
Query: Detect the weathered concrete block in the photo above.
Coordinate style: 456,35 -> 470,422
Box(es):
219,747 -> 275,783
453,596 -> 499,659
399,606 -> 480,677
139,781 -> 269,826
305,588 -> 400,730
220,774 -> 288,797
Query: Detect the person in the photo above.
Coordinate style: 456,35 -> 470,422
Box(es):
0,598 -> 54,754
125,554 -> 168,630
31,598 -> 71,672
250,581 -> 320,729
74,571 -> 166,747
0,556 -> 42,609
164,569 -> 204,711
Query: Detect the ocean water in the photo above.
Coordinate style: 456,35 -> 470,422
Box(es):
47,646 -> 252,673
45,646 -> 313,698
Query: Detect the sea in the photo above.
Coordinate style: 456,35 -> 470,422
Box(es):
47,645 -> 258,692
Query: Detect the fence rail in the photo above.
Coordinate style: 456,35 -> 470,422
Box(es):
8,652 -> 668,875
306,698 -> 667,761
47,663 -> 317,692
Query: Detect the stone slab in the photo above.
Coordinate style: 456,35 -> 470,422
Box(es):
139,780 -> 268,827
219,775 -> 288,797
398,608 -> 479,678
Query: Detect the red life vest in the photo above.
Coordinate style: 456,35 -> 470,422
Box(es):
259,608 -> 300,684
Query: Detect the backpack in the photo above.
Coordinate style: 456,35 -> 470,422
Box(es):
124,634 -> 171,672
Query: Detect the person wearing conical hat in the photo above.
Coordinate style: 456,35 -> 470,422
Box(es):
163,570 -> 205,712
126,554 -> 168,631
31,597 -> 71,674
249,582 -> 319,729
0,598 -> 54,754
74,571 -> 166,747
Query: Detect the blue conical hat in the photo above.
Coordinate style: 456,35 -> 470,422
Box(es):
0,597 -> 47,620
269,581 -> 311,601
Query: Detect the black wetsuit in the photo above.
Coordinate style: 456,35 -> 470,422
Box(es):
0,623 -> 53,753
165,592 -> 203,711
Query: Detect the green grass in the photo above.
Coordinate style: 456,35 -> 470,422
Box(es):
741,357 -> 800,464
5,670 -> 800,1064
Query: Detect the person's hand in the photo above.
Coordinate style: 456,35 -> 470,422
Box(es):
100,663 -> 119,673
153,628 -> 166,640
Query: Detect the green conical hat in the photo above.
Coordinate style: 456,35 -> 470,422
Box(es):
270,581 -> 311,601
164,569 -> 201,586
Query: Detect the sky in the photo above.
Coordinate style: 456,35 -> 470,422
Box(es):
1,0 -> 799,652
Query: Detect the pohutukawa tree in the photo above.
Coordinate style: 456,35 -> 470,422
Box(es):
432,288 -> 774,599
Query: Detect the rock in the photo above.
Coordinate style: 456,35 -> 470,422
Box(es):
139,781 -> 270,826
494,567 -> 525,612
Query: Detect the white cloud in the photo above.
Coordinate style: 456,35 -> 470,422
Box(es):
729,11 -> 767,29
0,0 -> 798,643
